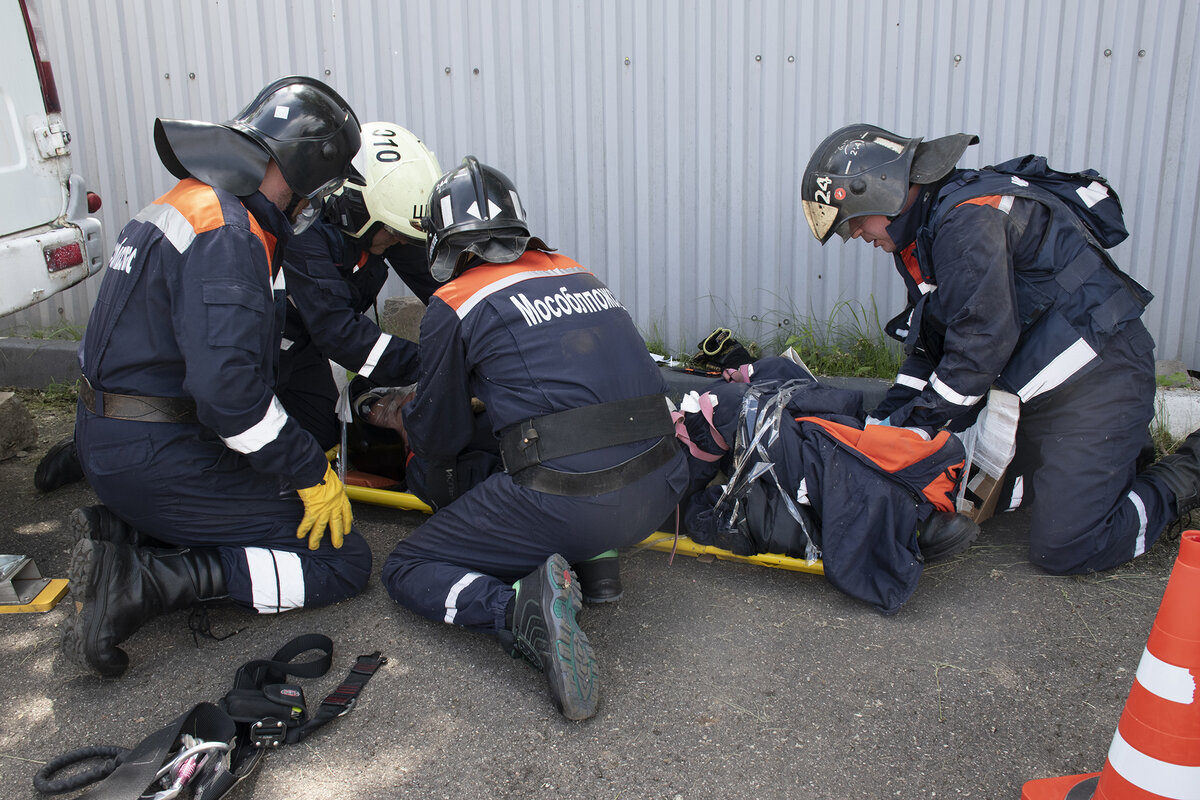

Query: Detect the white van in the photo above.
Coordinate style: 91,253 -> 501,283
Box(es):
0,0 -> 103,317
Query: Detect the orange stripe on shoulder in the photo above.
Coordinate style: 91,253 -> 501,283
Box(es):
433,252 -> 589,312
955,195 -> 1003,209
156,179 -> 227,234
434,263 -> 532,310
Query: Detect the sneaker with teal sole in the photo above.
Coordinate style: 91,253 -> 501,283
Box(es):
511,553 -> 599,720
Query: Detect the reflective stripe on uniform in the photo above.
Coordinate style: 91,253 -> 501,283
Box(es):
454,267 -> 589,319
930,373 -> 983,407
443,571 -> 483,624
358,333 -> 393,378
245,547 -> 305,614
1007,475 -> 1024,510
221,396 -> 290,454
135,203 -> 197,254
1016,338 -> 1098,402
896,373 -> 928,391
1128,489 -> 1149,557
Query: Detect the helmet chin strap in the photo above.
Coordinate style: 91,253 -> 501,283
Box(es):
283,191 -> 306,222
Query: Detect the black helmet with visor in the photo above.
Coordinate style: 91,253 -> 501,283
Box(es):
801,124 -> 978,244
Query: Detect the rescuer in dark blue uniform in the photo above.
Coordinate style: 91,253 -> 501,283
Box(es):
33,123 -> 440,482
277,122 -> 442,450
801,124 -> 1200,575
63,77 -> 368,678
379,157 -> 688,720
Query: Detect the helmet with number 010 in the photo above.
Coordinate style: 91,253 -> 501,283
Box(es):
324,123 -> 442,242
801,123 -> 978,244
154,75 -> 360,202
422,156 -> 552,283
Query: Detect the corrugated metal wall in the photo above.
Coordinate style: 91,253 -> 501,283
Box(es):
12,0 -> 1200,367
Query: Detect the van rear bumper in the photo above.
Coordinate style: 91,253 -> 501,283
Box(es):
0,174 -> 103,317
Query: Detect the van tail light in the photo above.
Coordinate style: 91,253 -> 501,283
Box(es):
19,0 -> 61,115
45,243 -> 83,272
87,192 -> 102,213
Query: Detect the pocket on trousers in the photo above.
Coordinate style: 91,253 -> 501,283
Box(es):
86,434 -> 153,476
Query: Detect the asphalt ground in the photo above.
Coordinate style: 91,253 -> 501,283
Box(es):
0,394 -> 1184,799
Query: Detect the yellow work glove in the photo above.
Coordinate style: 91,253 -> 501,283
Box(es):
296,462 -> 353,550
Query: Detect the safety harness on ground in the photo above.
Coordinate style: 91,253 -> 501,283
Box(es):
34,634 -> 385,799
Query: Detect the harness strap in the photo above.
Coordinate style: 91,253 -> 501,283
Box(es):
79,378 -> 199,424
291,651 -> 387,743
511,434 -> 678,496
498,393 -> 673,475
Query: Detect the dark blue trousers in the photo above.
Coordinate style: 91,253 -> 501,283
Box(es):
76,408 -> 372,613
998,320 -> 1173,573
381,451 -> 688,635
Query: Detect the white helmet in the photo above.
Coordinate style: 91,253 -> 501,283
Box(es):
324,122 -> 442,242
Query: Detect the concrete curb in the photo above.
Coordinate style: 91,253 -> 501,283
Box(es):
0,338 -> 79,389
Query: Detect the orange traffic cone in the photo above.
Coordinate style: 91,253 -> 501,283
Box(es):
1022,530 -> 1200,800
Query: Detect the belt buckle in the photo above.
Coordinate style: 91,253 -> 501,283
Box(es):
249,718 -> 286,748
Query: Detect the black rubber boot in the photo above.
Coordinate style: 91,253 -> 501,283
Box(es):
917,511 -> 981,564
69,505 -> 145,547
34,436 -> 85,493
571,550 -> 623,604
507,553 -> 599,720
62,541 -> 227,678
1143,428 -> 1200,519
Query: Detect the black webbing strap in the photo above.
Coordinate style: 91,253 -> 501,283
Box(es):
511,434 -> 679,496
498,393 -> 673,475
291,651 -> 388,743
229,633 -> 335,691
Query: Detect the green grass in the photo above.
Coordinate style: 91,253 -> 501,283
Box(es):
17,381 -> 79,413
1156,371 -> 1192,389
11,322 -> 86,341
643,297 -> 903,379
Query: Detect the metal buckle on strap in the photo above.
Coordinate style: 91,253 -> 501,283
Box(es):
249,718 -> 287,748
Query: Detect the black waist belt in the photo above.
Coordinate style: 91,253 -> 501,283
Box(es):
80,378 -> 199,424
499,394 -> 678,496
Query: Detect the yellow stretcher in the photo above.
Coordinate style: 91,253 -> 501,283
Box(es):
342,477 -> 824,576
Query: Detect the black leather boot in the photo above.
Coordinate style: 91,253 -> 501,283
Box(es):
571,550 -> 623,603
1142,428 -> 1200,519
34,436 -> 85,492
69,505 -> 146,547
917,511 -> 981,563
62,541 -> 227,678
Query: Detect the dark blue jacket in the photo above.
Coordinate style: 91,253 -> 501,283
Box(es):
403,251 -> 669,475
78,179 -> 327,488
280,219 -> 427,387
875,166 -> 1152,430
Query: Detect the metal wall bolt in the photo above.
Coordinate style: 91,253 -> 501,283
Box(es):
788,55 -> 795,63
954,54 -> 962,64
1104,49 -> 1112,57
445,67 -> 451,74
1139,49 -> 1146,57
624,57 -> 630,65
188,72 -> 195,79
755,54 -> 762,62
325,69 -> 332,75
163,73 -> 169,79
473,67 -> 479,75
